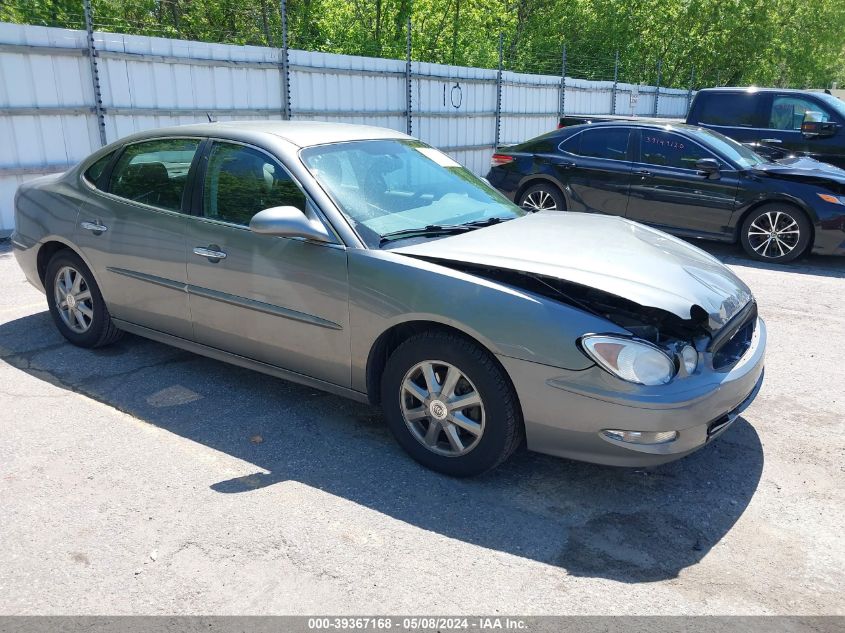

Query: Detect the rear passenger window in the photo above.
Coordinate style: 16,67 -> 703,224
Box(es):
569,128 -> 629,160
694,93 -> 759,127
640,131 -> 712,169
83,151 -> 115,189
109,138 -> 200,212
558,134 -> 581,154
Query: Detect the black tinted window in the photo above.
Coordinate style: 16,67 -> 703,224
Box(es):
768,96 -> 831,130
559,134 -> 580,154
694,92 -> 758,127
570,128 -> 629,160
83,151 -> 115,188
203,142 -> 306,226
640,131 -> 712,169
110,139 -> 199,211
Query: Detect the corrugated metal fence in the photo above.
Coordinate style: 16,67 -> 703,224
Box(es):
0,22 -> 692,233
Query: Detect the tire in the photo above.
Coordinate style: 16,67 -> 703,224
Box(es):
518,182 -> 566,212
739,203 -> 811,263
380,330 -> 524,477
45,249 -> 123,348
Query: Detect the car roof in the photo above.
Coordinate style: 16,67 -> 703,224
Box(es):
696,87 -> 818,95
119,120 -> 412,148
562,120 -> 707,133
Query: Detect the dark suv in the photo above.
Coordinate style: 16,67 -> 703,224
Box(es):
687,88 -> 845,168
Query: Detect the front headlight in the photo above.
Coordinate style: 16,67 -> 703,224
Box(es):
580,335 -> 676,386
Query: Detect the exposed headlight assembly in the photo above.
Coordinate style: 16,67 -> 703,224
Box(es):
581,335 -> 676,386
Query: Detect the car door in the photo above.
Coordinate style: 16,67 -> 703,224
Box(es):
554,127 -> 634,216
184,139 -> 351,387
625,129 -> 739,238
75,137 -> 201,339
758,93 -> 844,167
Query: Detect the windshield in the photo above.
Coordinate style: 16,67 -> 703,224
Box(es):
300,139 -> 525,247
688,127 -> 767,168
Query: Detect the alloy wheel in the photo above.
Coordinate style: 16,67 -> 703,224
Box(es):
746,210 -> 801,260
54,266 -> 94,334
399,360 -> 485,457
521,189 -> 558,211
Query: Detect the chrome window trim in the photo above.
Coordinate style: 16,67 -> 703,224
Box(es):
79,135 -> 205,215
556,126 -> 633,164
556,125 -> 739,172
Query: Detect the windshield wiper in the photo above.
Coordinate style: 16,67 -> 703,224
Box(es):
379,224 -> 473,245
379,217 -> 514,245
451,216 -> 512,229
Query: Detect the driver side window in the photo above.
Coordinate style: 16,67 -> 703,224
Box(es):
203,142 -> 306,226
768,96 -> 831,131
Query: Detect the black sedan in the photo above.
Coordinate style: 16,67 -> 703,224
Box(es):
487,121 -> 845,262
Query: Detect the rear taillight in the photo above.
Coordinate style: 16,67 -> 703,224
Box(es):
491,153 -> 514,167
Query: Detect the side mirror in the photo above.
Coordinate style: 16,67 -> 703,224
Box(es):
249,206 -> 332,243
695,158 -> 721,179
801,113 -> 837,139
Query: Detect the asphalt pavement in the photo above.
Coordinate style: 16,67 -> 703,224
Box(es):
0,239 -> 843,615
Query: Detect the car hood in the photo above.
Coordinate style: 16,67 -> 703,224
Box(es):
392,212 -> 752,331
753,156 -> 845,183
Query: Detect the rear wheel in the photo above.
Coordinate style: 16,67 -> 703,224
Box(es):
381,331 -> 523,477
518,182 -> 566,212
739,204 -> 811,263
45,250 -> 123,348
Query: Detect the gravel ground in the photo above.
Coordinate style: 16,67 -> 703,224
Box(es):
0,239 -> 843,615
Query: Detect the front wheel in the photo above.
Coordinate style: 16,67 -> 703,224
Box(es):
380,331 -> 523,477
518,182 -> 566,212
739,204 -> 811,263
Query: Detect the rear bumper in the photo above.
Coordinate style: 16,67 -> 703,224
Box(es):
499,317 -> 766,467
11,232 -> 44,292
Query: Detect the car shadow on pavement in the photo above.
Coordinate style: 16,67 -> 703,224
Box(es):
0,310 -> 764,584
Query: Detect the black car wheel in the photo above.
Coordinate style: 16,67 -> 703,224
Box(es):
518,183 -> 565,212
740,204 -> 811,263
45,249 -> 123,348
381,330 -> 524,477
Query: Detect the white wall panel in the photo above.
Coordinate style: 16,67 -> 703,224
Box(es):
0,22 -> 690,232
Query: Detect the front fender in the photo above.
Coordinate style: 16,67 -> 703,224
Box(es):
347,248 -> 626,394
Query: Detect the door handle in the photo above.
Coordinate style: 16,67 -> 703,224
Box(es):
551,159 -> 575,169
760,138 -> 783,144
193,246 -> 227,261
80,221 -> 108,233
634,169 -> 652,177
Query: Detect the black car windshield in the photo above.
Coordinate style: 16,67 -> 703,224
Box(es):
687,127 -> 767,168
300,139 -> 525,247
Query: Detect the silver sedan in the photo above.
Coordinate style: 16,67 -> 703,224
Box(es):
11,122 -> 766,476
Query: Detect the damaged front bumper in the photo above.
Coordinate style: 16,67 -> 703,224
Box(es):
498,317 -> 766,467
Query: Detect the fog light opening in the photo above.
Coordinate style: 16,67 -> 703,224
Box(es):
601,429 -> 679,445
